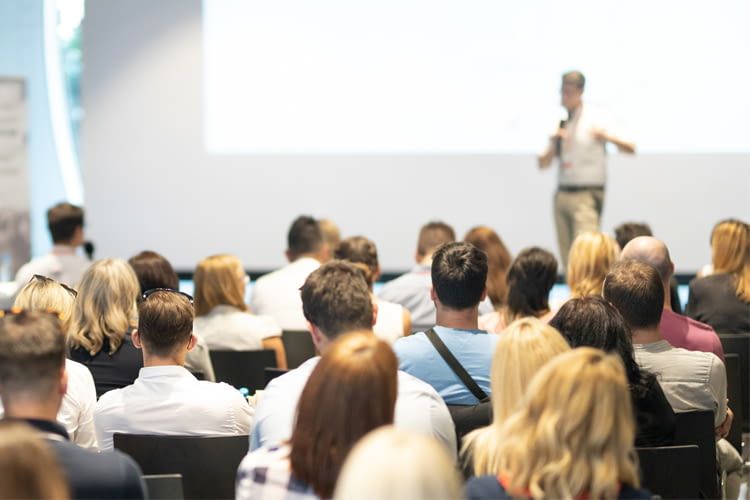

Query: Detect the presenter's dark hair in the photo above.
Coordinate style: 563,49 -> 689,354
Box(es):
432,242 -> 487,310
47,202 -> 84,243
128,250 -> 179,294
506,247 -> 557,318
562,70 -> 586,90
614,222 -> 653,251
603,261 -> 664,329
287,216 -> 324,258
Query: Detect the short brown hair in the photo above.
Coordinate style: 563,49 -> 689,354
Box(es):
562,70 -> 586,90
47,202 -> 84,243
128,250 -> 179,294
0,311 -> 66,403
137,290 -> 194,356
290,332 -> 398,498
288,216 -> 324,258
334,236 -> 379,286
417,221 -> 455,258
603,261 -> 664,329
300,261 -> 373,339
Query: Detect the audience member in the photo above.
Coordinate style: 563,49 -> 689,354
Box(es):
465,348 -> 650,500
94,289 -> 253,450
237,332 -> 397,499
128,250 -> 216,381
566,231 -> 619,298
334,426 -> 461,500
14,202 -> 90,289
479,247 -> 557,333
462,318 -> 570,476
620,236 -> 724,359
394,242 -> 497,405
194,254 -> 286,368
250,216 -> 326,330
463,226 -> 512,309
67,259 -> 144,397
379,221 -> 493,327
0,310 -> 146,498
0,421 -> 69,499
687,218 -> 750,333
549,296 -> 676,446
250,261 -> 456,455
334,236 -> 411,343
8,277 -> 98,448
318,218 -> 341,262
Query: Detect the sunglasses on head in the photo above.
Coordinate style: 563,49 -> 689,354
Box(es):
30,275 -> 78,297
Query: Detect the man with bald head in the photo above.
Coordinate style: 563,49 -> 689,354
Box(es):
620,236 -> 724,360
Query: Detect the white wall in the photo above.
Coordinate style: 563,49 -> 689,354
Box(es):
82,0 -> 750,273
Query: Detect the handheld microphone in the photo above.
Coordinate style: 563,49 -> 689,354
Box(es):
83,241 -> 95,261
555,119 -> 566,157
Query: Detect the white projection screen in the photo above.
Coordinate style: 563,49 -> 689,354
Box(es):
82,0 -> 750,273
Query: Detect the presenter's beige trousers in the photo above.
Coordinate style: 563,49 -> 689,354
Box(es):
554,187 -> 604,269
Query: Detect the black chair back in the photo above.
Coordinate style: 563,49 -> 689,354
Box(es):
143,474 -> 184,500
718,333 -> 750,432
264,367 -> 288,387
114,434 -> 248,500
673,410 -> 719,499
636,445 -> 700,499
723,354 -> 743,453
281,330 -> 316,369
209,349 -> 277,393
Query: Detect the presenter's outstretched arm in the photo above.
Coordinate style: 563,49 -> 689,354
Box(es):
591,128 -> 636,154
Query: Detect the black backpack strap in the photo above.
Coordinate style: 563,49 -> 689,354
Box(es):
424,328 -> 488,402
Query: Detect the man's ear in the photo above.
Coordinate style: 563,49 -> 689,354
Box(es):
59,365 -> 68,398
308,321 -> 323,346
371,301 -> 379,327
480,287 -> 488,302
186,334 -> 198,352
430,286 -> 437,302
132,329 -> 143,350
285,249 -> 294,263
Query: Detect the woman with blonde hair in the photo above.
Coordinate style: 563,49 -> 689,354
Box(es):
11,276 -> 98,448
68,259 -> 143,397
464,226 -> 512,309
466,348 -> 650,499
334,427 -> 461,500
566,231 -> 620,298
194,254 -> 286,368
462,317 -> 570,475
687,218 -> 750,333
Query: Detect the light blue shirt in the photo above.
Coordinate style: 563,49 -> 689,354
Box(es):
394,326 -> 497,405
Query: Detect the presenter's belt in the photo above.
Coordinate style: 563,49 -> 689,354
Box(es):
558,185 -> 604,193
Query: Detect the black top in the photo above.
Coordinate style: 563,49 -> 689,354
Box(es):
633,379 -> 676,447
69,332 -> 144,398
465,475 -> 651,500
686,273 -> 750,333
19,418 -> 146,499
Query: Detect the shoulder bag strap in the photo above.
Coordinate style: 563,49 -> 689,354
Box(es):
424,328 -> 488,402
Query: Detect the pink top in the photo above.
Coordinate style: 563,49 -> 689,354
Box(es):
659,309 -> 724,361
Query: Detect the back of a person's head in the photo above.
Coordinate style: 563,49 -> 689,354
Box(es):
287,215 -> 324,259
464,317 -> 569,476
431,242 -> 487,310
128,250 -> 179,294
137,290 -> 194,357
290,332 -> 398,499
13,275 -> 77,332
497,348 -> 639,498
417,221 -> 455,259
603,260 -> 664,330
0,310 -> 65,406
319,218 -> 341,262
566,231 -> 620,298
463,226 -> 512,307
334,427 -> 461,500
68,258 -> 139,355
334,236 -> 379,286
620,236 -> 673,283
0,421 -> 69,499
193,254 -> 247,317
614,222 -> 652,250
710,218 -> 750,301
506,247 -> 558,319
47,202 -> 84,244
300,260 -> 373,339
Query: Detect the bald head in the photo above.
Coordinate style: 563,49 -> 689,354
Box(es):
620,236 -> 674,283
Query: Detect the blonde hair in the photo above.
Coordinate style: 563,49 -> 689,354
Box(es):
497,348 -> 639,499
194,254 -> 248,317
711,219 -> 750,302
334,426 -> 461,500
567,232 -> 620,298
14,277 -> 76,332
463,317 -> 570,475
67,259 -> 139,355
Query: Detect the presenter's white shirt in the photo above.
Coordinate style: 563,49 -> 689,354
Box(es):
193,305 -> 282,351
94,365 -> 253,450
14,245 -> 90,289
555,104 -> 617,187
250,357 -> 457,459
249,257 -> 320,331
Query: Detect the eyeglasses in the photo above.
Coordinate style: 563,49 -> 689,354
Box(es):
141,288 -> 194,304
30,275 -> 78,297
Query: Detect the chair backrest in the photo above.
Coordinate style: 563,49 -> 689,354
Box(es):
209,349 -> 277,393
723,354 -> 743,453
718,333 -> 749,432
264,367 -> 288,388
114,434 -> 248,500
673,410 -> 719,499
143,474 -> 184,500
281,330 -> 316,369
636,445 -> 700,499
447,403 -> 492,451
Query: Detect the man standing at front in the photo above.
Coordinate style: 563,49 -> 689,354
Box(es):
538,71 -> 635,267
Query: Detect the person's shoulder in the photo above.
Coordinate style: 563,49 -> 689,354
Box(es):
94,385 -> 128,411
392,331 -> 428,354
65,358 -> 95,379
690,273 -> 731,291
465,475 -> 508,500
396,368 -> 443,400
